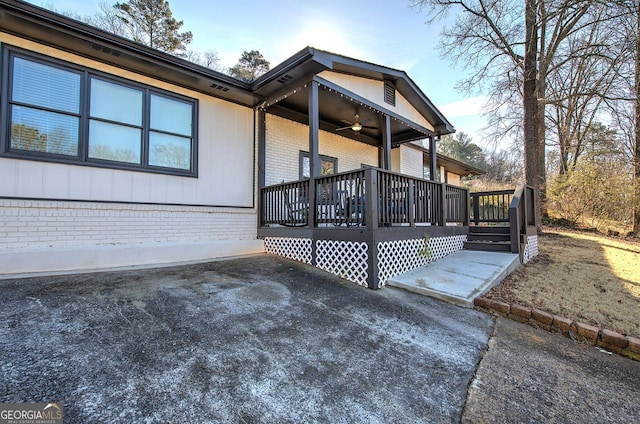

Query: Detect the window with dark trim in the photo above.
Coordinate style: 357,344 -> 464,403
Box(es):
384,80 -> 396,106
2,47 -> 198,176
299,151 -> 337,179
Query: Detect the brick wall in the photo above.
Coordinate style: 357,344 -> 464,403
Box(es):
0,198 -> 257,250
265,115 -> 379,185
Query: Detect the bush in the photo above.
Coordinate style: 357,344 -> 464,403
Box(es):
547,158 -> 632,230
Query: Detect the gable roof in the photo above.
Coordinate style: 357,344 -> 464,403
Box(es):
253,47 -> 455,135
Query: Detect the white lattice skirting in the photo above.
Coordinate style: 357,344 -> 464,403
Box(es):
264,237 -> 312,264
522,235 -> 539,264
377,235 -> 467,288
316,240 -> 369,287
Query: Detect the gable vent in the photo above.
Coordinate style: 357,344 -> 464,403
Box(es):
91,42 -> 121,57
277,74 -> 293,84
211,83 -> 230,92
384,80 -> 396,106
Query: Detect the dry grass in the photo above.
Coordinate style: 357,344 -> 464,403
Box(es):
485,227 -> 640,338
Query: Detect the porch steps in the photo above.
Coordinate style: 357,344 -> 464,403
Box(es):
464,226 -> 512,253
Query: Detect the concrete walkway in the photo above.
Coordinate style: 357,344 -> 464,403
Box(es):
387,250 -> 520,307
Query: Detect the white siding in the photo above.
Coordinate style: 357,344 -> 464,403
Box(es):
0,32 -> 254,208
0,33 -> 261,273
318,71 -> 435,132
447,173 -> 461,186
390,146 -> 423,178
265,115 -> 378,185
399,145 -> 424,178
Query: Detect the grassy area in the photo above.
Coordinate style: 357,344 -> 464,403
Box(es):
485,227 -> 640,338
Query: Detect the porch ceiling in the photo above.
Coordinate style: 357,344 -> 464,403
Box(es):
263,80 -> 433,148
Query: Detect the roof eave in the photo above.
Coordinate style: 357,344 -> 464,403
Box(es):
0,0 -> 257,105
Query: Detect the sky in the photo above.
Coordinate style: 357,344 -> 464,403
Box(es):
28,0 -> 490,147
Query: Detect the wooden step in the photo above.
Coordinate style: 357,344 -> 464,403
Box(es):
467,233 -> 511,242
464,241 -> 512,252
469,226 -> 510,234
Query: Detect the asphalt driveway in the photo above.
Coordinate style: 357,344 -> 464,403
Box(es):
1,255 -> 493,423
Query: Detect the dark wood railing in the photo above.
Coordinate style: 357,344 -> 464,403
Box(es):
470,185 -> 537,254
314,169 -> 366,226
470,189 -> 514,225
509,185 -> 536,253
446,185 -> 470,225
260,167 -> 469,228
261,179 -> 310,227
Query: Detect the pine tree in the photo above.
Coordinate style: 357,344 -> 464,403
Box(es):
114,0 -> 192,55
228,50 -> 270,82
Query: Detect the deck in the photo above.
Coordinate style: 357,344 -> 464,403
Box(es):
258,167 -> 537,289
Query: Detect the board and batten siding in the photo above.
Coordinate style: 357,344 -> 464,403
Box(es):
317,71 -> 435,133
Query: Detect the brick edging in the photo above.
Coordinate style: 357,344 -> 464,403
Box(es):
473,297 -> 640,361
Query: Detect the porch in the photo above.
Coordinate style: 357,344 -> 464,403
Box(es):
258,171 -> 538,290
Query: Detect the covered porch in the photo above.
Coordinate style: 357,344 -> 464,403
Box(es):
253,50 -> 536,289
255,72 -> 464,289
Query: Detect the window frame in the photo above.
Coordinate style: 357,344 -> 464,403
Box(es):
299,151 -> 338,179
1,46 -> 198,177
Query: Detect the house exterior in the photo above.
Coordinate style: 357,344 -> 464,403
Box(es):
0,0 -> 535,284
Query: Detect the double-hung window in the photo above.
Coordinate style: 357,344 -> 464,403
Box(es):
2,47 -> 197,176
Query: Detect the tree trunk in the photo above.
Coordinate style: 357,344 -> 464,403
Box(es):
634,3 -> 640,234
525,0 -> 542,232
537,3 -> 548,219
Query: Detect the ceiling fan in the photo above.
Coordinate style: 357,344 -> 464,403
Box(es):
336,114 -> 378,133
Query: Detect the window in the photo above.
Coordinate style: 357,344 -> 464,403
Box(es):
2,48 -> 197,176
384,80 -> 396,106
9,57 -> 81,157
299,152 -> 337,179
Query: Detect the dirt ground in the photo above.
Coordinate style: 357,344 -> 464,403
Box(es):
485,227 -> 640,337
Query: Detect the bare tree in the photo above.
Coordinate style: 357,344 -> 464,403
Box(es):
184,49 -> 222,71
633,3 -> 640,234
87,2 -> 128,37
412,0 -> 619,230
544,6 -> 627,176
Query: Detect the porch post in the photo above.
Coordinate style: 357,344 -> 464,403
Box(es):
364,168 -> 380,289
308,80 -> 320,263
308,81 -> 321,180
429,135 -> 438,182
257,108 -> 266,227
381,114 -> 392,170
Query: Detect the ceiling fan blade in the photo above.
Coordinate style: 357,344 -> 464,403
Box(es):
340,120 -> 353,125
336,126 -> 352,131
362,125 -> 378,130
